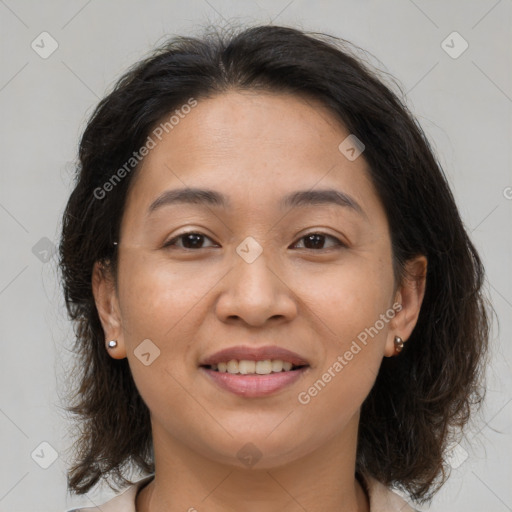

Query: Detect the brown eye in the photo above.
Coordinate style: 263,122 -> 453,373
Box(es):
163,232 -> 218,250
293,232 -> 345,250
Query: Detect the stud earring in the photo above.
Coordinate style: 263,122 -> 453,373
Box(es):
107,340 -> 118,349
394,336 -> 406,353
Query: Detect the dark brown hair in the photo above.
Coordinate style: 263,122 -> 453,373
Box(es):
58,23 -> 490,504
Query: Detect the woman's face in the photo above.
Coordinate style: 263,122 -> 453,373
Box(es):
94,90 -> 423,468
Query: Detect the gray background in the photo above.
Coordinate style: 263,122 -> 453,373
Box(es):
0,1 -> 510,511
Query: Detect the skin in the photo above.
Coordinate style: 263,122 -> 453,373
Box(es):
92,90 -> 426,512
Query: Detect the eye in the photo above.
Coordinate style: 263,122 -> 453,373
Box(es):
292,232 -> 346,250
162,231 -> 346,251
162,231 -> 218,250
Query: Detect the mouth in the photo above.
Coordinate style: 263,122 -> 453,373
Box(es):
198,345 -> 311,397
199,359 -> 310,398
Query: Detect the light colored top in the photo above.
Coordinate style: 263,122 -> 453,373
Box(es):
66,473 -> 418,512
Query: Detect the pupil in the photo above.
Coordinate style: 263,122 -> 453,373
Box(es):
304,234 -> 324,249
184,233 -> 203,248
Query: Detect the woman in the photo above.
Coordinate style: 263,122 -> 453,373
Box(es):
60,23 -> 489,511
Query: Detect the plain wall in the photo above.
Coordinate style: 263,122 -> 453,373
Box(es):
0,1 -> 510,510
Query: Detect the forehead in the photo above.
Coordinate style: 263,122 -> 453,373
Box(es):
123,91 -> 381,222
160,91 -> 348,162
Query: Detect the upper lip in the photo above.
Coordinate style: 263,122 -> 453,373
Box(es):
199,345 -> 310,366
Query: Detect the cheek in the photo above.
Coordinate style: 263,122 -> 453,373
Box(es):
116,249 -> 220,342
296,253 -> 394,346
116,250 -> 229,406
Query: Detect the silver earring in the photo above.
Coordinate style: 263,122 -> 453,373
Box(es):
107,340 -> 118,349
394,336 -> 405,353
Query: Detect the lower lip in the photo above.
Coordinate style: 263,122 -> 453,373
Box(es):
200,367 -> 309,398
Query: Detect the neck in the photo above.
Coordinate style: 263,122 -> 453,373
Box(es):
137,415 -> 369,512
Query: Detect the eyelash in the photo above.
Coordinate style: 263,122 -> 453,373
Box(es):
162,231 -> 346,251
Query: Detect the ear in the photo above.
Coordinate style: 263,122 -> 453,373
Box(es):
91,260 -> 127,359
384,255 -> 427,357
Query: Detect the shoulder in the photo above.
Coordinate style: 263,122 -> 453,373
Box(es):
360,473 -> 419,512
65,475 -> 155,512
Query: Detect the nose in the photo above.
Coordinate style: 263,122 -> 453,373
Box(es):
215,247 -> 298,327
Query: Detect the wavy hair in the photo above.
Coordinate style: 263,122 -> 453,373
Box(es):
58,23 -> 490,503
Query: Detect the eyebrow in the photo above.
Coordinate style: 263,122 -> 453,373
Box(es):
147,187 -> 365,217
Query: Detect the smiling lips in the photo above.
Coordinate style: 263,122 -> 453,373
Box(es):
199,345 -> 310,397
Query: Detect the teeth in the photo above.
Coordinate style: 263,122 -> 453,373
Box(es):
227,360 -> 239,374
209,359 -> 301,374
239,360 -> 256,374
255,360 -> 272,374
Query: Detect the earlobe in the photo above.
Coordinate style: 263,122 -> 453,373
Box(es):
384,255 -> 427,357
91,261 -> 127,359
